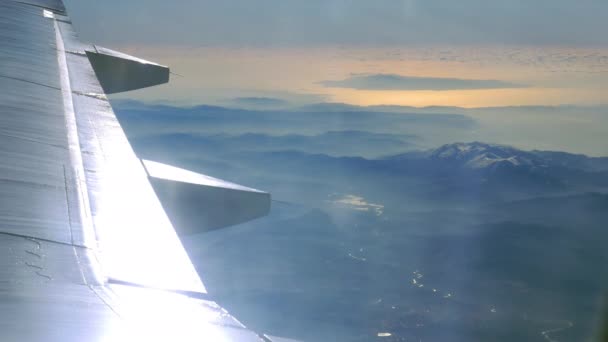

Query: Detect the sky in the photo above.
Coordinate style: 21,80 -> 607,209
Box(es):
63,0 -> 608,108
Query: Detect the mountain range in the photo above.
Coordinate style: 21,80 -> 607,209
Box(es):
114,100 -> 608,341
127,129 -> 608,204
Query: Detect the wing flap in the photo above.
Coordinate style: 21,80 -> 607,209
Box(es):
143,160 -> 271,235
86,46 -> 170,94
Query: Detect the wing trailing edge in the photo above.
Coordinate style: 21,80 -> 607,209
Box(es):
142,160 -> 271,235
86,45 -> 170,94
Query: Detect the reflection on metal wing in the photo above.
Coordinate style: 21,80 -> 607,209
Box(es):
0,0 -> 275,340
143,160 -> 271,235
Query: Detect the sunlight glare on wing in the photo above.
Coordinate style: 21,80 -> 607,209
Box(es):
93,153 -> 205,293
100,286 -> 236,342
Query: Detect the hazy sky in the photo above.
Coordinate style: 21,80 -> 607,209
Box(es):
65,0 -> 608,47
63,1 -> 608,107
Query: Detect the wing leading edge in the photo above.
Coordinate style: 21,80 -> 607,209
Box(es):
0,0 -> 273,341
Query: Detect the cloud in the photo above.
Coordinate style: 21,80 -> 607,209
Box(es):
321,74 -> 527,91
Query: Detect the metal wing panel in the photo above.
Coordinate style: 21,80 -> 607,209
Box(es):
0,3 -> 61,88
0,235 -> 117,342
0,233 -> 260,341
8,0 -> 66,13
0,1 -> 73,244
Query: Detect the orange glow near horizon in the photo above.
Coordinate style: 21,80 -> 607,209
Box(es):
326,87 -> 608,108
113,46 -> 608,108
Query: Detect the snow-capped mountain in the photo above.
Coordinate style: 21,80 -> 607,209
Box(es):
381,142 -> 608,198
423,142 -> 608,174
428,142 -> 546,170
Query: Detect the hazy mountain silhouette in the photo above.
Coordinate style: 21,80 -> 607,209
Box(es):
116,101 -> 608,342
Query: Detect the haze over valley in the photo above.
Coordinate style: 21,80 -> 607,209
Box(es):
116,101 -> 608,341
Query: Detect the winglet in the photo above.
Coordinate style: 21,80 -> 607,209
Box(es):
142,160 -> 271,235
86,46 -> 169,94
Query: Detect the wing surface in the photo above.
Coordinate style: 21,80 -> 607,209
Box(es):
0,1 -> 272,340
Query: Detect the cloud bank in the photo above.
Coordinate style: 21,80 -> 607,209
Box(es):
321,74 -> 527,91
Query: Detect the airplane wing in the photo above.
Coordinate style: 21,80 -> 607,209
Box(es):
0,1 -> 274,340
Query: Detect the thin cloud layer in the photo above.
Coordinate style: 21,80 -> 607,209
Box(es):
321,74 -> 527,91
229,97 -> 289,108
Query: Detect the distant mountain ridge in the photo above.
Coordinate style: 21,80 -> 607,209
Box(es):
389,142 -> 608,173
130,130 -> 417,159
428,142 -> 544,170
